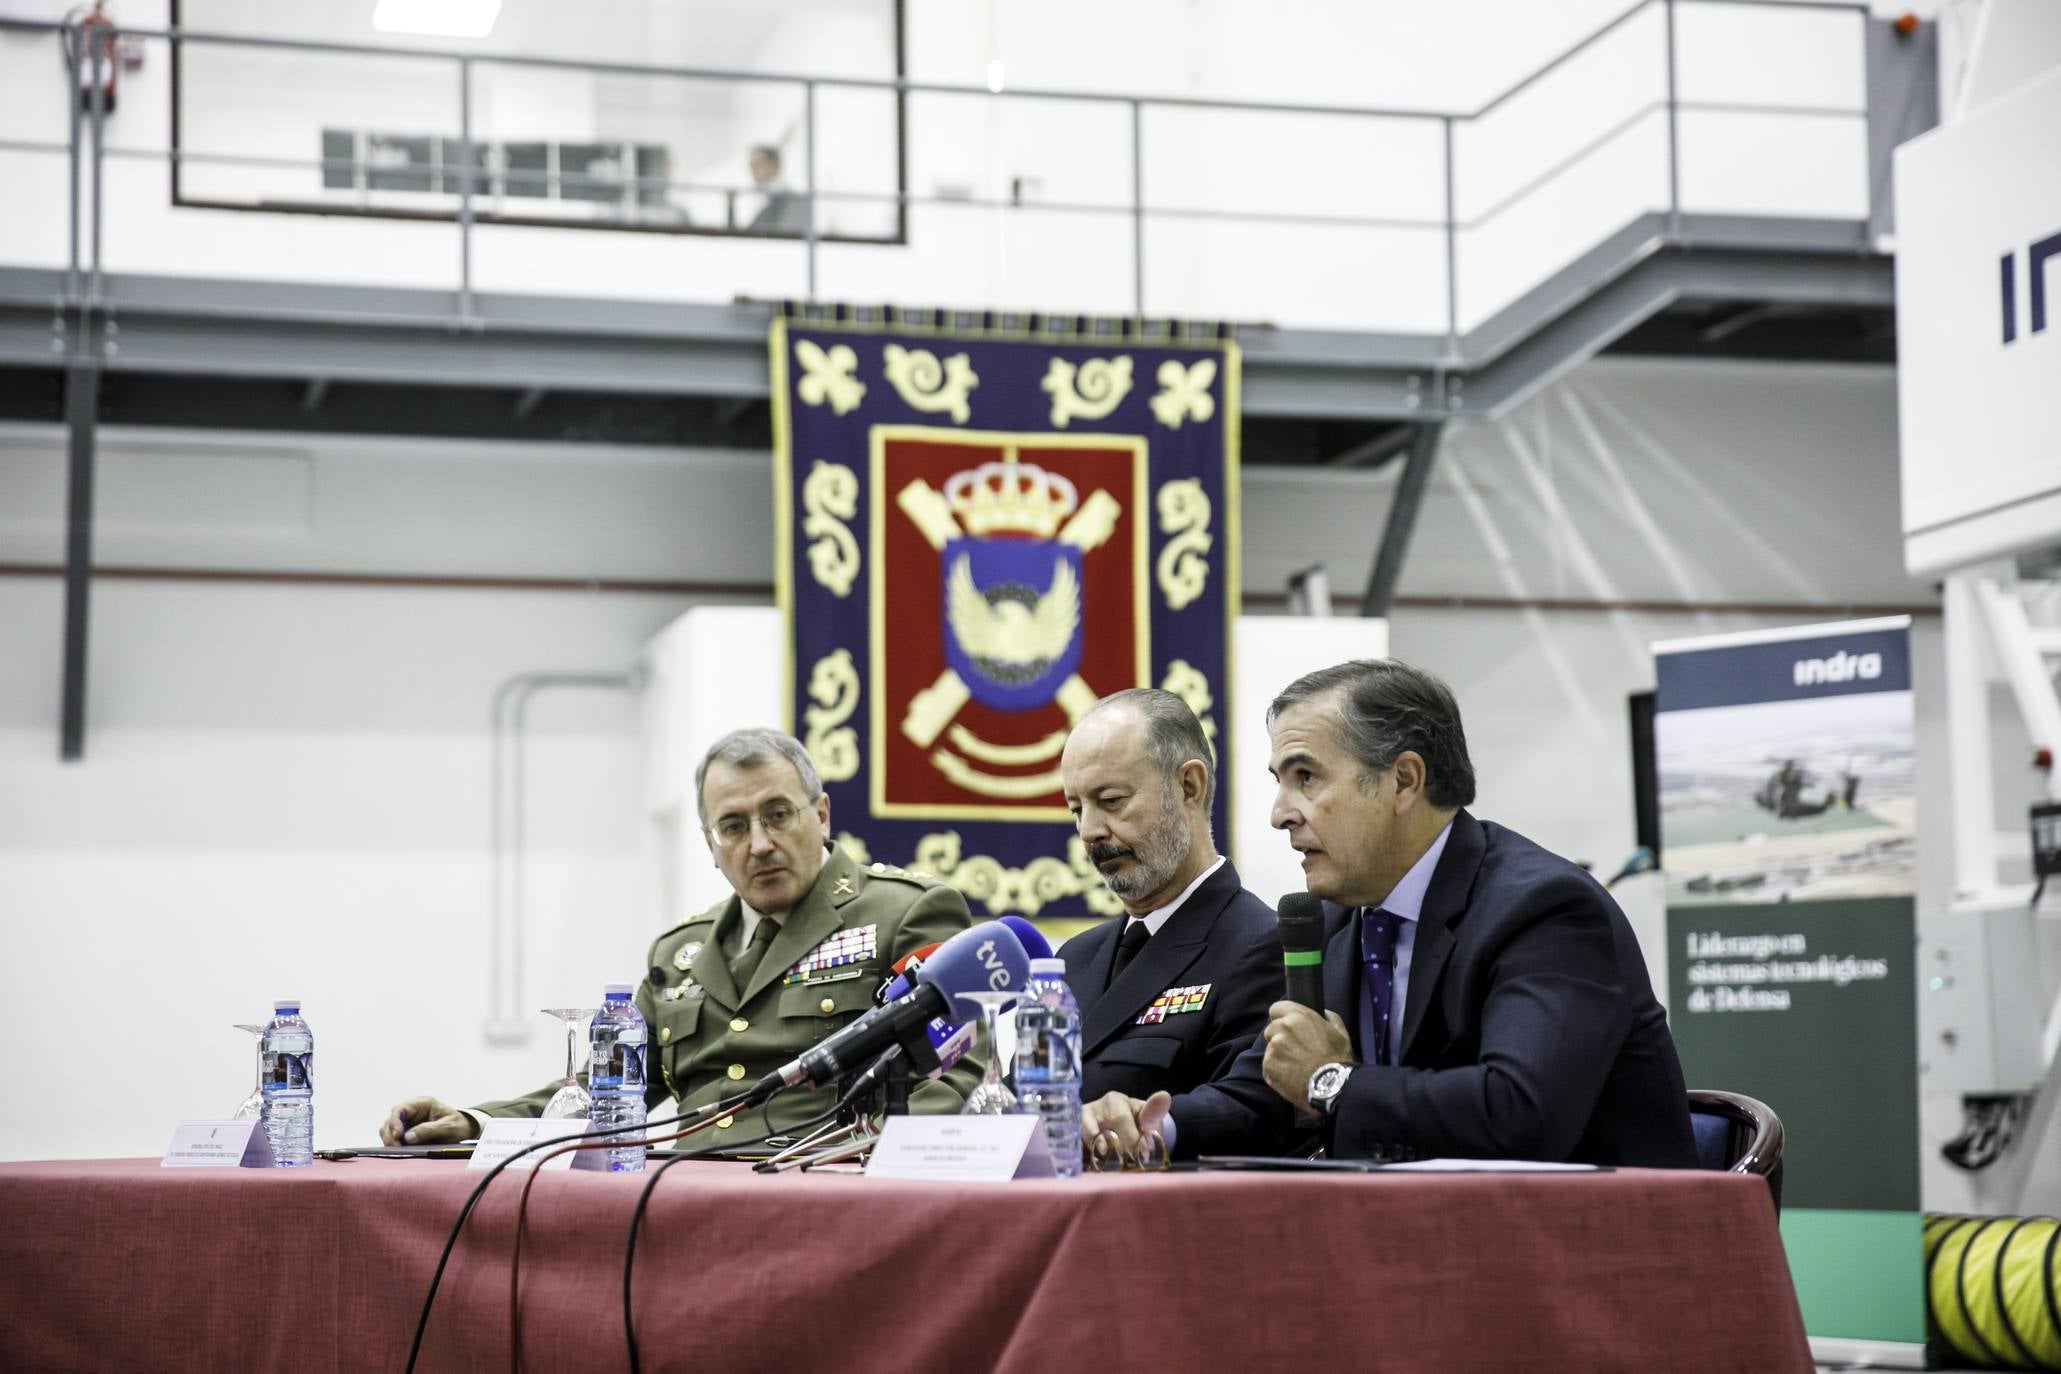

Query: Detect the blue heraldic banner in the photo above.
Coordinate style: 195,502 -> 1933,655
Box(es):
772,312 -> 1239,923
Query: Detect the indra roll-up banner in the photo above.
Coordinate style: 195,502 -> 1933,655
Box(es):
772,309 -> 1238,935
1655,616 -> 1922,1360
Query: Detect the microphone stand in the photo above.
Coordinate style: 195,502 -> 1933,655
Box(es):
754,1021 -> 944,1173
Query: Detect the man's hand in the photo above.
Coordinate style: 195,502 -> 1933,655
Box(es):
1261,1001 -> 1354,1113
1082,1089 -> 1171,1162
379,1096 -> 472,1146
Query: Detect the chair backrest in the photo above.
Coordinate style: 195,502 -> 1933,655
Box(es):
1686,1088 -> 1784,1215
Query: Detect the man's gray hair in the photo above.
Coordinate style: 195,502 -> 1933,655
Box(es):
694,727 -> 824,825
1267,659 -> 1477,809
1084,687 -> 1217,814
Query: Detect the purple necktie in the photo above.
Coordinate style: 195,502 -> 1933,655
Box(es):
1358,908 -> 1403,1067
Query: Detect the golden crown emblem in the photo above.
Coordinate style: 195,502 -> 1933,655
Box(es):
945,456 -> 1079,539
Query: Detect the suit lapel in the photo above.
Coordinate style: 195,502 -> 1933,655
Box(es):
1395,811 -> 1482,1063
1065,920 -> 1120,1006
690,900 -> 745,1011
1321,902 -> 1359,1030
1081,861 -> 1239,1055
741,847 -> 861,1006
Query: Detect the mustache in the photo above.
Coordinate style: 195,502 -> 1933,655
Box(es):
1088,843 -> 1135,865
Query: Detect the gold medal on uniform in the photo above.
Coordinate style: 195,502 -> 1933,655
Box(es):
674,940 -> 704,972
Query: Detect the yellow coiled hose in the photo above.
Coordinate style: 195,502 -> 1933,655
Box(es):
1926,1213 -> 2061,1369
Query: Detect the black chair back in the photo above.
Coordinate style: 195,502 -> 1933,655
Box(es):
1687,1088 -> 1784,1216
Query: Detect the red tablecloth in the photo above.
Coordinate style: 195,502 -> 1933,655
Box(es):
0,1156 -> 1809,1372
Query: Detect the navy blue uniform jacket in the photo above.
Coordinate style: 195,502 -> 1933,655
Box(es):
1178,812 -> 1697,1167
1059,859 -> 1291,1144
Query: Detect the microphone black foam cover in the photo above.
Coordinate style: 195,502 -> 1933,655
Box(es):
1277,892 -> 1326,1011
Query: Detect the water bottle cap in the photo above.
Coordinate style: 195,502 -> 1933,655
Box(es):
273,999 -> 300,1012
603,983 -> 633,999
1029,958 -> 1066,975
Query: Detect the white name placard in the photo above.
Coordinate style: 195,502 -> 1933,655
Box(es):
162,1120 -> 275,1168
864,1113 -> 1057,1182
468,1118 -> 602,1172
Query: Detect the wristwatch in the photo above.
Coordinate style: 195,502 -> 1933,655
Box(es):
1306,1061 -> 1355,1117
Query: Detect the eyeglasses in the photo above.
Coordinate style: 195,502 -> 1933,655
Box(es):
708,801 -> 803,848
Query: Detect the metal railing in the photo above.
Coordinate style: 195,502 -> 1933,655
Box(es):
0,0 -> 1873,347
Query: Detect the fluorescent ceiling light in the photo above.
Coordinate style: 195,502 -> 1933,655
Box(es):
372,0 -> 502,39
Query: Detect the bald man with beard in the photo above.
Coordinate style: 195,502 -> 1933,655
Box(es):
1060,689 -> 1292,1160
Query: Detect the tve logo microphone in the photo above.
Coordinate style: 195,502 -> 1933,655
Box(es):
2000,231 -> 2061,345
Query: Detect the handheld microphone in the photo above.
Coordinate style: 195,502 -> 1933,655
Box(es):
1277,892 -> 1325,1012
753,921 -> 1031,1103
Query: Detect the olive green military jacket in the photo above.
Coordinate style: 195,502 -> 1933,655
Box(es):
473,847 -> 985,1146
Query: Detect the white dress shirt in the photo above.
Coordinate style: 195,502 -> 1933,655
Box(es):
1119,855 -> 1226,942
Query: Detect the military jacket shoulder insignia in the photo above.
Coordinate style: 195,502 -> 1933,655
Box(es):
867,862 -> 937,885
1135,983 -> 1212,1025
782,924 -> 879,985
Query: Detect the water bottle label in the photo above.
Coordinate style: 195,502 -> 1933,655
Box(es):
260,1050 -> 312,1092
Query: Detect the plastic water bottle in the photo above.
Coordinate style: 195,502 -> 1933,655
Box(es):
258,999 -> 313,1168
587,984 -> 648,1173
1013,958 -> 1083,1178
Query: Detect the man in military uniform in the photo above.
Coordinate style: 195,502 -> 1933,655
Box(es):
379,727 -> 982,1149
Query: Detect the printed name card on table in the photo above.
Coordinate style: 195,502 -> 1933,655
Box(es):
468,1118 -> 605,1172
162,1120 -> 275,1168
864,1114 -> 1057,1182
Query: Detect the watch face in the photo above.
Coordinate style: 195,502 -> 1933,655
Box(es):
1312,1064 -> 1347,1101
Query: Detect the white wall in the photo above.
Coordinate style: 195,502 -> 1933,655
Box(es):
1,0 -> 1882,328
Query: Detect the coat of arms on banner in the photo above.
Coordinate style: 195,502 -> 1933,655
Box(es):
773,309 -> 1238,923
875,430 -> 1148,819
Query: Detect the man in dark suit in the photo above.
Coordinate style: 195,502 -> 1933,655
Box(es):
1059,689 -> 1288,1158
1089,660 -> 1695,1167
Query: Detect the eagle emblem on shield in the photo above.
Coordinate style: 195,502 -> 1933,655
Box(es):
943,464 -> 1084,710
874,433 -> 1148,816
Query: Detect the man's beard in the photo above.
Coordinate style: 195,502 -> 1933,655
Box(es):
1089,788 -> 1192,900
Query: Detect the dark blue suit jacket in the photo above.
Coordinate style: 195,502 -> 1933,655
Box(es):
1059,860 -> 1292,1145
1179,812 -> 1697,1167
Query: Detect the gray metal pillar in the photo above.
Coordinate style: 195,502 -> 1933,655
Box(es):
1131,99 -> 1145,317
1359,421 -> 1445,618
803,80 -> 818,301
60,363 -> 99,761
1865,17 -> 1938,240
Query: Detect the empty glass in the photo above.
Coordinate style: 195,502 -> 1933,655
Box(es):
953,990 -> 1020,1116
231,1023 -> 265,1121
540,1008 -> 594,1120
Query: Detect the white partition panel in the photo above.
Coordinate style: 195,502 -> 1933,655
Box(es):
1896,66 -> 2061,576
1227,617 -> 1391,909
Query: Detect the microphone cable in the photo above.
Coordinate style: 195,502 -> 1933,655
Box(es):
504,1097 -> 764,1373
620,1099 -> 844,1374
403,1095 -> 745,1374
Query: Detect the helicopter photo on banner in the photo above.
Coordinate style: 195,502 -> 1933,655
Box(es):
771,308 -> 1240,926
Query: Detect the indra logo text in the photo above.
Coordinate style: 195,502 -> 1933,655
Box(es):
1793,650 -> 1882,687
2001,231 -> 2061,345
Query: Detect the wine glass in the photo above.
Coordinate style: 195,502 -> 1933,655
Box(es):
953,990 -> 1020,1116
231,1023 -> 265,1121
540,1008 -> 594,1120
